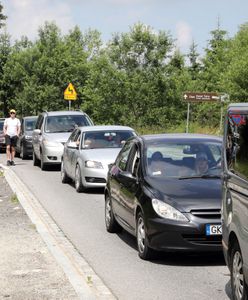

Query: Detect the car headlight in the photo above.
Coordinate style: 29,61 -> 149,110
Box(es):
152,199 -> 189,222
43,140 -> 62,147
85,160 -> 103,169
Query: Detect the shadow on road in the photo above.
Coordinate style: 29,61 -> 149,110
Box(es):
117,230 -> 226,267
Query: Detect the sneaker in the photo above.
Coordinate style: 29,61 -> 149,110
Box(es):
7,160 -> 11,166
11,161 -> 15,166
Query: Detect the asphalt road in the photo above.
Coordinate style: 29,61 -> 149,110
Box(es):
1,156 -> 231,300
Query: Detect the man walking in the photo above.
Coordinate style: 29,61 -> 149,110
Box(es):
4,109 -> 21,166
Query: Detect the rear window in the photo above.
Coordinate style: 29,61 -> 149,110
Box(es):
0,121 -> 4,131
45,115 -> 92,133
25,118 -> 37,131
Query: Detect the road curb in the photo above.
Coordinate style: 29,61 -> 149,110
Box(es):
1,164 -> 116,300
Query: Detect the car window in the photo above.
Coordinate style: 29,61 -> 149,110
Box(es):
45,115 -> 91,133
68,129 -> 81,142
145,140 -> 222,178
25,119 -> 37,131
0,121 -> 4,131
116,141 -> 134,171
36,115 -> 44,129
127,145 -> 140,177
226,113 -> 248,179
82,130 -> 134,149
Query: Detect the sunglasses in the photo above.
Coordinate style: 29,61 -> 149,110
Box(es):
10,112 -> 16,114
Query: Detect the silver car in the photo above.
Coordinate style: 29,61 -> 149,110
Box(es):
32,111 -> 93,170
61,125 -> 136,192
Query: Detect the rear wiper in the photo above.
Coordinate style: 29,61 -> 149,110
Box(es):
179,174 -> 220,180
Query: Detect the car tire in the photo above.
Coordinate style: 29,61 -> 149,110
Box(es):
40,153 -> 47,171
105,193 -> 122,233
61,159 -> 71,183
230,241 -> 248,300
33,151 -> 40,166
20,144 -> 27,160
136,212 -> 156,260
75,164 -> 86,192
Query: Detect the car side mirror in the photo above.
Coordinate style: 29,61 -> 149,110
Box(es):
33,129 -> 41,135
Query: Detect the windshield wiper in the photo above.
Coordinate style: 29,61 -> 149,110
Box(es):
179,174 -> 220,180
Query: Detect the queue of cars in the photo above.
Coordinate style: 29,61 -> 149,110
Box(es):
4,105 -> 246,299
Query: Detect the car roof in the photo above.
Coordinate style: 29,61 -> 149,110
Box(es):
228,103 -> 248,112
22,116 -> 38,119
77,125 -> 135,132
42,110 -> 88,116
136,133 -> 222,143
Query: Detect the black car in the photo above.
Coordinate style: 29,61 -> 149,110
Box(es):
16,116 -> 38,159
222,103 -> 248,300
105,133 -> 222,260
0,118 -> 6,152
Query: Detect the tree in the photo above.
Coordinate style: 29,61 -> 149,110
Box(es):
83,23 -> 177,128
0,2 -> 7,29
0,30 -> 11,116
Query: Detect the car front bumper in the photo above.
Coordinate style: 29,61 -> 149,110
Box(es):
81,167 -> 107,188
146,216 -> 222,252
22,139 -> 33,155
42,145 -> 64,164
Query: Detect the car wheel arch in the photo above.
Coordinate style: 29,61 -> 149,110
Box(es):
228,232 -> 239,259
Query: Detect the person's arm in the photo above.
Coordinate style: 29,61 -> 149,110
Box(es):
17,119 -> 21,136
3,119 -> 8,136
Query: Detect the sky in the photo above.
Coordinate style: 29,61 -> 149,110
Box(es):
1,0 -> 248,55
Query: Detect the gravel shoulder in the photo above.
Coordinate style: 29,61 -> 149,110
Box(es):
0,171 -> 78,299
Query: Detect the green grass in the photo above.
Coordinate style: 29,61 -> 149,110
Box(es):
134,122 -> 222,136
11,193 -> 19,204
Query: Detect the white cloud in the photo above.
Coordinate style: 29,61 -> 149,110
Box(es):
3,0 -> 74,41
175,21 -> 192,50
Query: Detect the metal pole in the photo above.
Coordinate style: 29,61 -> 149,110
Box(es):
68,100 -> 71,111
186,102 -> 190,133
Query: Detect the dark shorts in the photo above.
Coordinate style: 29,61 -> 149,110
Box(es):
5,135 -> 18,147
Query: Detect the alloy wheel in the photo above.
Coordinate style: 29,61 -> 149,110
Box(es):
105,196 -> 111,228
137,216 -> 145,254
232,250 -> 245,300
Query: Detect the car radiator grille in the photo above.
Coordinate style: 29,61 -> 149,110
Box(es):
182,234 -> 222,245
190,209 -> 221,219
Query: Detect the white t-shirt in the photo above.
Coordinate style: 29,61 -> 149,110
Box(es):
4,117 -> 21,137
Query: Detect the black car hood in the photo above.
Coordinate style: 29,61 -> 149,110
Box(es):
145,176 -> 221,212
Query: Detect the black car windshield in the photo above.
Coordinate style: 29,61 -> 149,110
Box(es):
82,130 -> 134,149
25,118 -> 37,131
45,115 -> 92,133
145,140 -> 222,179
0,121 -> 4,131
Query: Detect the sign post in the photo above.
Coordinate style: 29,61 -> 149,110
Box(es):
64,83 -> 77,110
182,92 -> 229,133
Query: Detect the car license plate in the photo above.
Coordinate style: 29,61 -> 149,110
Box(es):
206,224 -> 222,235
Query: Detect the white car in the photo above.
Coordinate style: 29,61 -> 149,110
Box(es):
32,110 -> 93,170
61,125 -> 136,192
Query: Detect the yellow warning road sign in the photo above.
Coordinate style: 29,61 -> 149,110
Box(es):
64,83 -> 77,100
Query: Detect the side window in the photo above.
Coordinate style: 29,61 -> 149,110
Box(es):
21,120 -> 24,132
117,141 -> 134,171
68,129 -> 80,143
226,113 -> 248,179
130,146 -> 140,177
37,115 -> 44,130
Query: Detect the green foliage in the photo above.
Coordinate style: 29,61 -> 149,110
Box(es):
1,19 -> 248,133
0,2 -> 7,29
